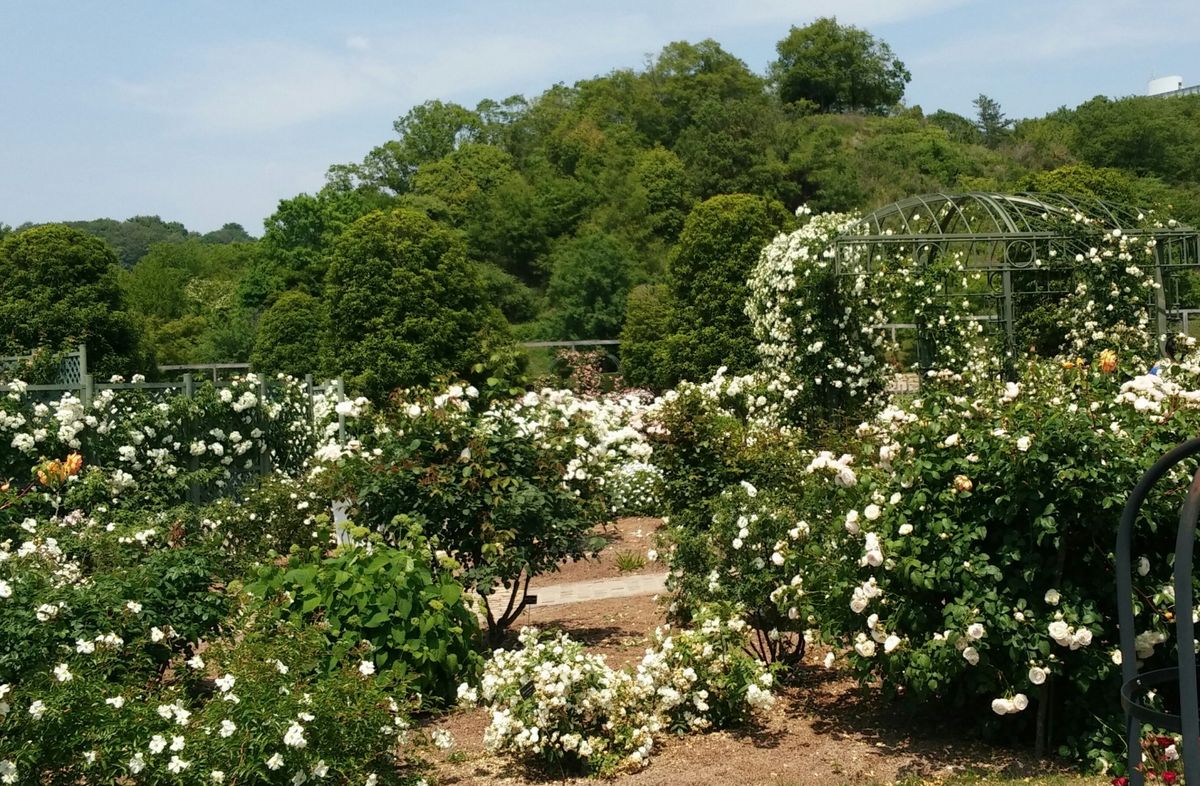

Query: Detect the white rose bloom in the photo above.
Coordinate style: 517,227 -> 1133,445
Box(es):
1011,693 -> 1029,711
1028,666 -> 1047,685
1016,435 -> 1032,452
864,504 -> 881,521
967,623 -> 985,640
1138,556 -> 1151,576
962,646 -> 980,665
1047,620 -> 1071,645
884,635 -> 901,653
1044,589 -> 1061,606
991,698 -> 1012,715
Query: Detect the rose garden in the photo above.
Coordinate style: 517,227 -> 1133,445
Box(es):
4,194 -> 1200,786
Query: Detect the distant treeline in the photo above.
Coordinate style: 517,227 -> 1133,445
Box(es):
4,18 -> 1200,393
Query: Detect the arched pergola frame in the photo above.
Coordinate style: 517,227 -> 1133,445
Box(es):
830,192 -> 1200,372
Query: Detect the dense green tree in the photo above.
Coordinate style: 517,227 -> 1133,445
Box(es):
657,194 -> 791,384
51,215 -> 192,268
0,225 -> 149,376
973,94 -> 1012,148
329,101 -> 485,196
466,173 -> 554,284
124,240 -> 260,364
201,222 -> 255,244
647,39 -> 768,145
253,186 -> 387,302
544,232 -> 636,340
412,143 -> 516,224
769,18 -> 910,113
250,291 -> 328,377
323,208 -> 511,398
928,109 -> 983,145
473,263 -> 539,325
628,147 -> 693,242
1069,95 -> 1200,184
1018,163 -> 1164,206
619,284 -> 674,390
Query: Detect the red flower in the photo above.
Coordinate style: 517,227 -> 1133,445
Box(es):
1163,771 -> 1178,784
1158,736 -> 1175,748
1111,777 -> 1129,786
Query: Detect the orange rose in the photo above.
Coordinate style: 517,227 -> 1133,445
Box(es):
1098,349 -> 1117,374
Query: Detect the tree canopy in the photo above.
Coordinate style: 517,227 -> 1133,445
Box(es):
324,208 -> 512,398
0,225 -> 149,376
769,18 -> 911,113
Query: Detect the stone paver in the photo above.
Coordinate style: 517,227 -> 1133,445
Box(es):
486,572 -> 668,611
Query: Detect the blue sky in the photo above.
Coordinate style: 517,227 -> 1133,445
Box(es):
2,0 -> 1198,234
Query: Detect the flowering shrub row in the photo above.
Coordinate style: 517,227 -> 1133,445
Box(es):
0,374 -> 362,509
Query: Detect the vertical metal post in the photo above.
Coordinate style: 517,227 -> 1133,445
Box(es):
1001,268 -> 1016,378
183,374 -> 199,505
304,374 -> 315,426
335,378 -> 346,443
258,379 -> 271,475
1154,260 -> 1169,351
1174,469 -> 1200,786
81,374 -> 94,409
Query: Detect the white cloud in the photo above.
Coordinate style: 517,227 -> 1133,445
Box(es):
345,35 -> 370,52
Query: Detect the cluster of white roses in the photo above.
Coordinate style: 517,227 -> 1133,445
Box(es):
466,617 -> 774,774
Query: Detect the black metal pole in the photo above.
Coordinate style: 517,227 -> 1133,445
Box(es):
1175,467 -> 1200,785
1116,436 -> 1200,786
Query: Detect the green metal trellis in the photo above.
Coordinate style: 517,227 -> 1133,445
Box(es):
830,192 -> 1200,373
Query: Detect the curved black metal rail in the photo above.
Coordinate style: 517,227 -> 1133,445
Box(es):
1117,436 -> 1200,785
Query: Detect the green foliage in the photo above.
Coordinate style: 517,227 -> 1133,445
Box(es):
59,215 -> 192,268
614,550 -> 646,572
619,284 -> 674,390
661,194 -> 791,384
328,384 -> 606,640
251,290 -> 328,377
770,17 -> 911,113
247,536 -> 481,705
544,231 -> 636,340
1069,95 -> 1200,184
973,94 -> 1012,149
928,110 -> 984,145
0,224 -> 150,376
255,185 -> 388,301
123,239 -> 260,364
322,208 -> 512,399
472,263 -> 539,324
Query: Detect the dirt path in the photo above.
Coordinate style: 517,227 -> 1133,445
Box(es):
440,518 -> 1098,786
